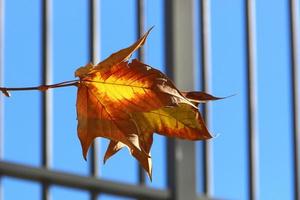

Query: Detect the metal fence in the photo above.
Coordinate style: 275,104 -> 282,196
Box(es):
0,0 -> 299,200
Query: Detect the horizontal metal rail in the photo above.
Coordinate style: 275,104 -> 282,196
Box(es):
0,161 -> 170,200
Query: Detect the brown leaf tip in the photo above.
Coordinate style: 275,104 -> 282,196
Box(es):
1,89 -> 11,97
75,63 -> 94,78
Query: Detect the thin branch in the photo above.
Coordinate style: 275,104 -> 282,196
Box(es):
0,80 -> 79,97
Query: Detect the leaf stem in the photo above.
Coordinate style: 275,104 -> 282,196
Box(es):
0,80 -> 79,97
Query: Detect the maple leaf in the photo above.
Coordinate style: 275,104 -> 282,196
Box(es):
75,28 -> 218,179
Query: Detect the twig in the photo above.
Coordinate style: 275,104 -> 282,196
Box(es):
0,80 -> 79,97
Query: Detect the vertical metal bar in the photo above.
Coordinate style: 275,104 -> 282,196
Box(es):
0,0 -> 3,158
164,8 -> 176,200
88,0 -> 100,199
137,0 -> 145,63
200,0 -> 213,196
136,0 -> 146,186
0,0 -> 4,199
164,0 -> 174,81
41,0 -> 52,199
245,0 -> 258,200
165,0 -> 197,199
289,0 -> 300,199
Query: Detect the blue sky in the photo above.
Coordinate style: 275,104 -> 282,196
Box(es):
2,0 -> 299,200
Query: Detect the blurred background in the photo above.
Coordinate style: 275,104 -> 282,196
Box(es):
0,0 -> 299,200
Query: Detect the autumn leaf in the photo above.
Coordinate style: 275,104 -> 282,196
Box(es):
75,28 -> 217,179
